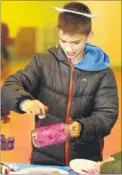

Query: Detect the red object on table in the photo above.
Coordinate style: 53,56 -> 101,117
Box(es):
4,168 -> 9,174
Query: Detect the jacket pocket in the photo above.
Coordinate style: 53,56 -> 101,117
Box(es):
30,151 -> 64,166
69,138 -> 102,161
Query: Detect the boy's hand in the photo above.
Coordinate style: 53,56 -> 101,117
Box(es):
21,100 -> 48,116
69,121 -> 81,137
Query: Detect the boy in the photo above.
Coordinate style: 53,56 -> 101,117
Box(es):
1,2 -> 118,166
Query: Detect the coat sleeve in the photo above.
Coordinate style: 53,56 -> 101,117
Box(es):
1,54 -> 43,114
77,68 -> 119,141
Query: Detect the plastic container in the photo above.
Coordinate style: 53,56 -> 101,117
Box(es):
31,122 -> 70,148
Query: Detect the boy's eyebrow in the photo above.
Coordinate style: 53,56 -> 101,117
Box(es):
59,37 -> 82,43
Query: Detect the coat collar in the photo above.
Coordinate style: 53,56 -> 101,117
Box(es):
48,45 -> 69,64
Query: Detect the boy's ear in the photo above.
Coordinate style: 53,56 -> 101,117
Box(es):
87,31 -> 94,41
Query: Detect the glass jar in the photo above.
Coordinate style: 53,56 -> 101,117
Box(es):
31,122 -> 70,148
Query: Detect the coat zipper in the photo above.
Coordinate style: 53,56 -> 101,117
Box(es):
65,65 -> 75,165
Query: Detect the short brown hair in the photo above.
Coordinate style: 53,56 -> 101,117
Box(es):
57,2 -> 92,35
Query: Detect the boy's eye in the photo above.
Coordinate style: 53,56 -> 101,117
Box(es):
73,42 -> 80,44
61,40 -> 66,43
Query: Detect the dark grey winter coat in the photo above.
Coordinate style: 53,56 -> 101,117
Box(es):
1,46 -> 118,166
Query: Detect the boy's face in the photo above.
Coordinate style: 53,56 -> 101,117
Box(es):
58,30 -> 88,62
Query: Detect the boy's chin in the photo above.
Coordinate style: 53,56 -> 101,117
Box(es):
67,55 -> 76,60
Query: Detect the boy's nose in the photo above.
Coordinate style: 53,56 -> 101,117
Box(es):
65,47 -> 73,52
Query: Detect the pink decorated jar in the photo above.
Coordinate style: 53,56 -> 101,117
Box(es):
31,122 -> 70,148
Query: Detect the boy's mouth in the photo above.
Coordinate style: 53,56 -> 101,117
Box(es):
66,52 -> 76,57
